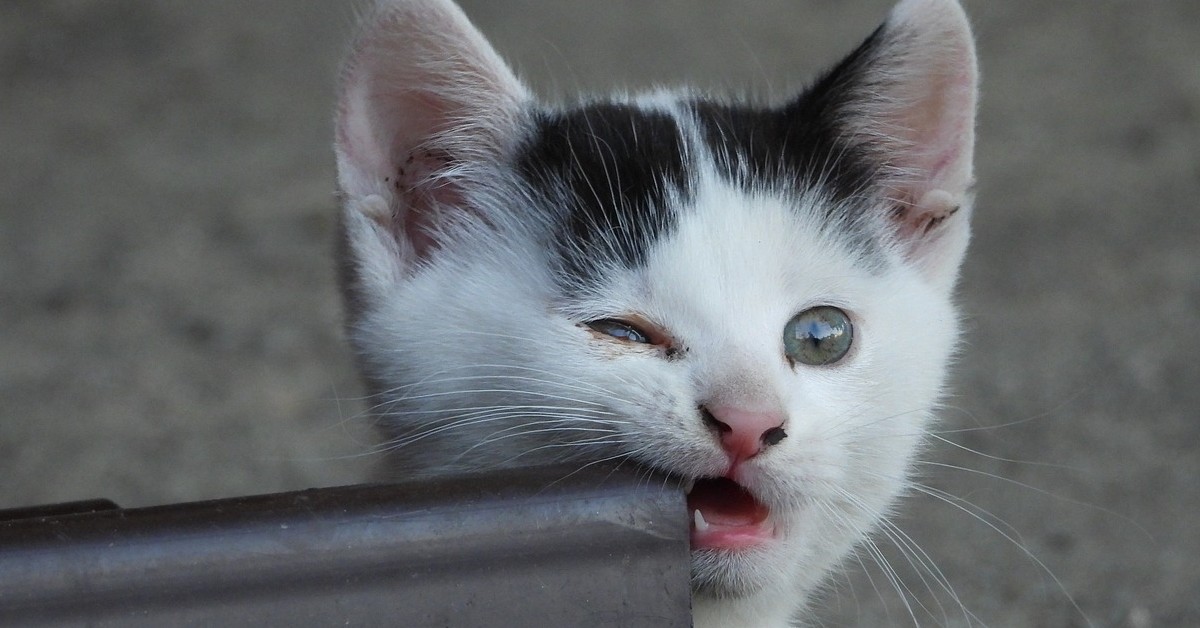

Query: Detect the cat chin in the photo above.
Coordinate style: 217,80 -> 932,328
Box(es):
690,543 -> 820,628
685,487 -> 829,602
690,545 -> 781,599
690,515 -> 864,628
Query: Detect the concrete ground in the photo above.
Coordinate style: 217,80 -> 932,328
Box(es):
2,1 -> 1197,626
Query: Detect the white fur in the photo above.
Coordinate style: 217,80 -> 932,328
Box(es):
647,175 -> 959,627
346,164 -> 961,627
335,0 -> 977,626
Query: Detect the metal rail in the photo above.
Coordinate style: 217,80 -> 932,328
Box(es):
0,464 -> 691,627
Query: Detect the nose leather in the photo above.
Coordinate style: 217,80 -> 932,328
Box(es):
704,405 -> 787,464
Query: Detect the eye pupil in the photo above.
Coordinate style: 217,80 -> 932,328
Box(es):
783,306 -> 853,366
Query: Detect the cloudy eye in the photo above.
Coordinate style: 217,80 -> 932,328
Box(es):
586,319 -> 652,344
783,306 -> 853,366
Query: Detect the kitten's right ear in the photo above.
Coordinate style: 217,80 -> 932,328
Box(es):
335,0 -> 529,292
804,0 -> 978,290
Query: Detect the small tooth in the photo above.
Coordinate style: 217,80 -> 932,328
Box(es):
693,509 -> 710,532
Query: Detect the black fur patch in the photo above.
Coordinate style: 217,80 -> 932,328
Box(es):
516,103 -> 691,287
691,26 -> 888,238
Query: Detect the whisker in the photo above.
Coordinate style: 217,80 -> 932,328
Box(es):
375,407 -> 616,453
904,482 -> 1096,628
926,433 -> 1077,472
915,459 -> 1155,542
820,502 -> 894,627
839,488 -> 961,627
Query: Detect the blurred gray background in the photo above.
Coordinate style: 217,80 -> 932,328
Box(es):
1,1 -> 1197,626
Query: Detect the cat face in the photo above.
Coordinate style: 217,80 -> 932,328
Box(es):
335,0 -> 976,624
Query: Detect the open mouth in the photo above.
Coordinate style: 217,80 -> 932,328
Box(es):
686,477 -> 775,550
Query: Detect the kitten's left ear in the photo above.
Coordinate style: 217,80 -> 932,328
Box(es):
815,0 -> 978,289
334,0 -> 530,302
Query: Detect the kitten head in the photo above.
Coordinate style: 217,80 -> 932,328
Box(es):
334,0 -> 977,623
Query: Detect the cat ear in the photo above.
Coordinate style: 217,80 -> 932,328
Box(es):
334,0 -> 529,290
812,0 -> 978,289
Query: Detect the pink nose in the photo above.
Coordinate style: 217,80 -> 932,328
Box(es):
702,405 -> 787,463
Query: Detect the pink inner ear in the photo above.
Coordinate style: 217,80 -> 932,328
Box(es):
877,63 -> 976,250
882,63 -> 976,205
333,0 -> 529,263
867,0 -> 978,211
389,147 -> 467,257
892,189 -> 961,240
841,0 -> 977,285
918,74 -> 975,192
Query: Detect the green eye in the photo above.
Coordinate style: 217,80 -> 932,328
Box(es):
586,319 -> 651,344
783,306 -> 853,366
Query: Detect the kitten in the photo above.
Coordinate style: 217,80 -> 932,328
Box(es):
333,0 -> 977,626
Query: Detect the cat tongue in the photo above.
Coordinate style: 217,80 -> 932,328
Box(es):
687,477 -> 769,526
